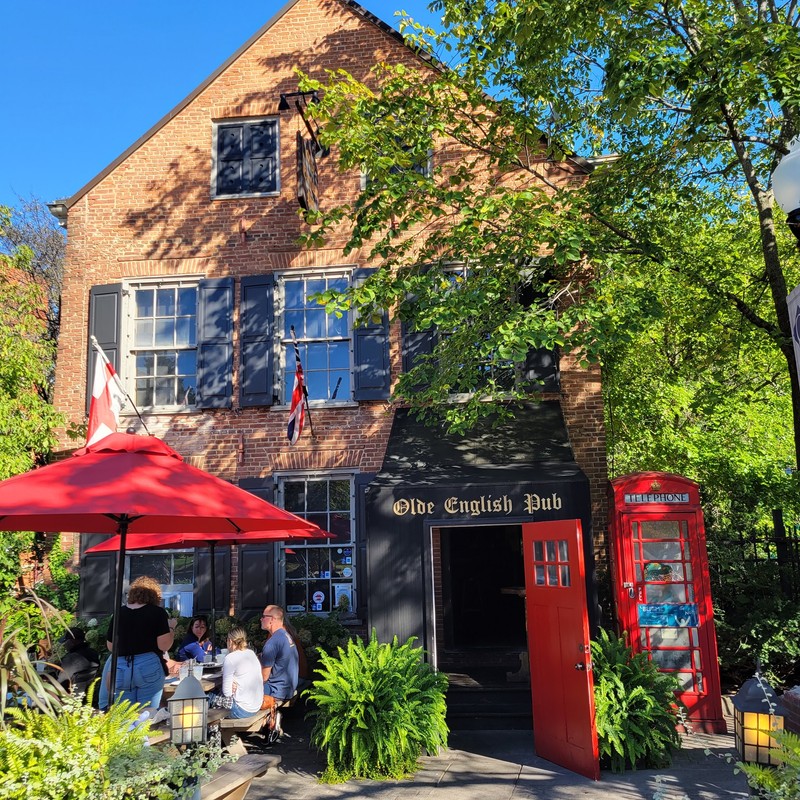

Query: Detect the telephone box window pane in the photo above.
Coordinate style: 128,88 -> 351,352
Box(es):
546,541 -> 556,561
635,564 -> 642,581
535,565 -> 545,585
693,650 -> 702,670
642,542 -> 682,561
685,563 -> 692,581
677,673 -> 693,691
559,565 -> 571,586
634,542 -> 641,562
533,542 -> 543,562
690,629 -> 698,646
651,649 -> 692,670
647,627 -> 690,648
640,520 -> 683,539
646,584 -> 687,603
547,565 -> 558,586
696,673 -> 703,693
558,540 -> 568,560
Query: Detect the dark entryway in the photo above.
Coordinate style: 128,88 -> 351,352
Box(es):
440,524 -> 527,652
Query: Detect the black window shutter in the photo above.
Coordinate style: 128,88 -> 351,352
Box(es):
354,472 -> 375,620
196,277 -> 234,408
193,547 -> 231,619
216,121 -> 277,196
523,348 -> 560,392
352,268 -> 390,401
238,478 -> 275,620
240,275 -> 275,407
86,283 -> 122,416
78,534 -> 117,618
217,125 -> 244,195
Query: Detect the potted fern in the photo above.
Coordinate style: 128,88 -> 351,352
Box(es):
305,632 -> 448,782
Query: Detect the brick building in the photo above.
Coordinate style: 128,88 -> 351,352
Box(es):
50,0 -> 608,678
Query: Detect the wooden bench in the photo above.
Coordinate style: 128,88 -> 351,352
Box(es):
200,754 -> 281,800
218,710 -> 270,746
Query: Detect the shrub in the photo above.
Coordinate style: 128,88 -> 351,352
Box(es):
305,632 -> 449,782
0,694 -> 226,799
592,627 -> 682,772
289,610 -> 350,665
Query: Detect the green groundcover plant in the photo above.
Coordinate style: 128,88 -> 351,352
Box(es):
0,694 -> 225,800
592,628 -> 682,772
738,730 -> 800,799
305,632 -> 448,782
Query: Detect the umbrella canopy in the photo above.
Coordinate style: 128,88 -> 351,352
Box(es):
0,433 -> 323,697
0,433 -> 319,535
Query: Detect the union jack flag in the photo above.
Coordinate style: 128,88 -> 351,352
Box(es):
287,328 -> 305,445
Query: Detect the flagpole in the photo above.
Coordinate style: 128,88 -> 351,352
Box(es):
90,335 -> 151,435
290,326 -> 314,439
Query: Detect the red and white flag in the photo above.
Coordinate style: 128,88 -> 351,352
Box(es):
86,342 -> 127,446
287,329 -> 306,445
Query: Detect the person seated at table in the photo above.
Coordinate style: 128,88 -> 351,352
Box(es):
52,628 -> 101,696
176,615 -> 213,663
208,627 -> 263,719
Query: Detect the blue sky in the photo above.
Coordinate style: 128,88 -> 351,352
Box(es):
1,0 -> 440,210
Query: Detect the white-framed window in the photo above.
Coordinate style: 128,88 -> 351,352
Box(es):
212,117 -> 280,198
276,474 -> 355,614
124,278 -> 200,410
126,550 -> 195,616
276,271 -> 353,404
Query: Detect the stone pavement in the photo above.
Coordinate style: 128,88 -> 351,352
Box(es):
244,712 -> 751,800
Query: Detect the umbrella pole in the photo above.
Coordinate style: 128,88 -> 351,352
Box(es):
209,543 -> 216,654
108,519 -> 129,705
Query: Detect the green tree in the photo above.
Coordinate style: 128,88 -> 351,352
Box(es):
300,1 -> 800,469
0,207 -> 66,594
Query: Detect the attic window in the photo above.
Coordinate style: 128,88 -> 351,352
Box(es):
213,118 -> 280,198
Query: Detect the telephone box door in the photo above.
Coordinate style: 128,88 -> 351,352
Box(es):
523,519 -> 599,781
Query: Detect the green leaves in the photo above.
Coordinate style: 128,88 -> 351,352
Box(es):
305,632 -> 448,782
592,628 -> 682,772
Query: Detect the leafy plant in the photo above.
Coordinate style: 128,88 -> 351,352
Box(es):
34,536 -> 80,613
592,628 -> 682,772
738,730 -> 800,800
0,693 -> 226,799
305,632 -> 448,782
288,610 -> 350,665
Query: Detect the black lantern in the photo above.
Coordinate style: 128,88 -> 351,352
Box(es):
731,670 -> 786,765
168,674 -> 208,745
771,136 -> 800,245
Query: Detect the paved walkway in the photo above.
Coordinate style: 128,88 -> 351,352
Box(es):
245,714 -> 751,800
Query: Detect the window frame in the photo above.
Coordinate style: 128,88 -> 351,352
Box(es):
121,276 -> 204,413
211,116 -> 281,200
275,471 -> 357,615
273,268 -> 357,408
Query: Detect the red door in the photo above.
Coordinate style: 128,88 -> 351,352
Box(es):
523,519 -> 599,781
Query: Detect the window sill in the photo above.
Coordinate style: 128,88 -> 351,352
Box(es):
273,400 -> 358,410
212,191 -> 281,201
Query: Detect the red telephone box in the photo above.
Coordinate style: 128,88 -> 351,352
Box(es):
609,472 -> 726,733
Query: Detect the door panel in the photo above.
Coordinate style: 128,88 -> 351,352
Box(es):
523,519 -> 599,781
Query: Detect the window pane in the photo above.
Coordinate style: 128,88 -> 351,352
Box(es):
285,550 -> 308,579
533,542 -> 543,562
307,513 -> 328,531
306,343 -> 327,372
135,320 -> 153,347
136,289 -> 154,318
156,288 -> 176,317
305,372 -> 327,402
558,540 -> 569,560
136,352 -> 154,376
307,481 -> 327,511
308,548 -> 332,578
329,480 -> 350,510
285,310 -> 305,337
305,309 -> 326,339
329,341 -> 349,369
642,542 -> 682,561
560,565 -> 571,586
155,378 -> 175,406
306,278 -> 326,297
178,380 -> 196,406
286,581 -> 307,612
327,313 -> 347,338
547,565 -> 558,586
155,318 -> 175,346
177,288 -> 196,316
546,541 -> 556,561
177,351 -> 196,375
535,565 -> 545,585
157,353 -> 176,376
176,317 -> 193,347
330,371 -> 349,400
173,553 -> 194,584
646,584 -> 687,603
136,380 -> 153,408
284,483 -> 305,513
329,513 -> 350,538
284,281 -> 306,309
129,555 -> 170,585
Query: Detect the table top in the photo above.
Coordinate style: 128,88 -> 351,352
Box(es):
162,669 -> 222,699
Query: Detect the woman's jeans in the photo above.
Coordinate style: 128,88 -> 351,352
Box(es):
98,651 -> 165,710
230,698 -> 260,719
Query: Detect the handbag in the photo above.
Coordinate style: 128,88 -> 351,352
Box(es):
209,691 -> 234,710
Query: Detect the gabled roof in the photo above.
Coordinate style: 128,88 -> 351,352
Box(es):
57,0 -> 426,214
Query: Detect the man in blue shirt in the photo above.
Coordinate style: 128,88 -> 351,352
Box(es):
260,604 -> 299,702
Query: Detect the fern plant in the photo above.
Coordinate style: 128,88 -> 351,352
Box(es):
592,627 -> 682,772
739,730 -> 800,799
305,631 -> 448,782
0,694 -> 226,799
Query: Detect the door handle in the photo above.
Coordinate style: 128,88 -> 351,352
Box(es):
574,662 -> 585,670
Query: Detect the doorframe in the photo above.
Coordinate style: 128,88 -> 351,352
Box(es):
423,516 -> 536,672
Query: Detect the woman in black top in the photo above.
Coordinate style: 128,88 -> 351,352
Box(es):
98,575 -> 175,709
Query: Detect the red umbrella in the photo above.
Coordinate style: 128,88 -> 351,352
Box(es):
0,432 -> 323,695
85,529 -> 329,636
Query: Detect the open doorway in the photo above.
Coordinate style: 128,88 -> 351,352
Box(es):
436,524 -> 527,678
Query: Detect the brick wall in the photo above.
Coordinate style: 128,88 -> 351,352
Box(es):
54,0 -> 608,611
